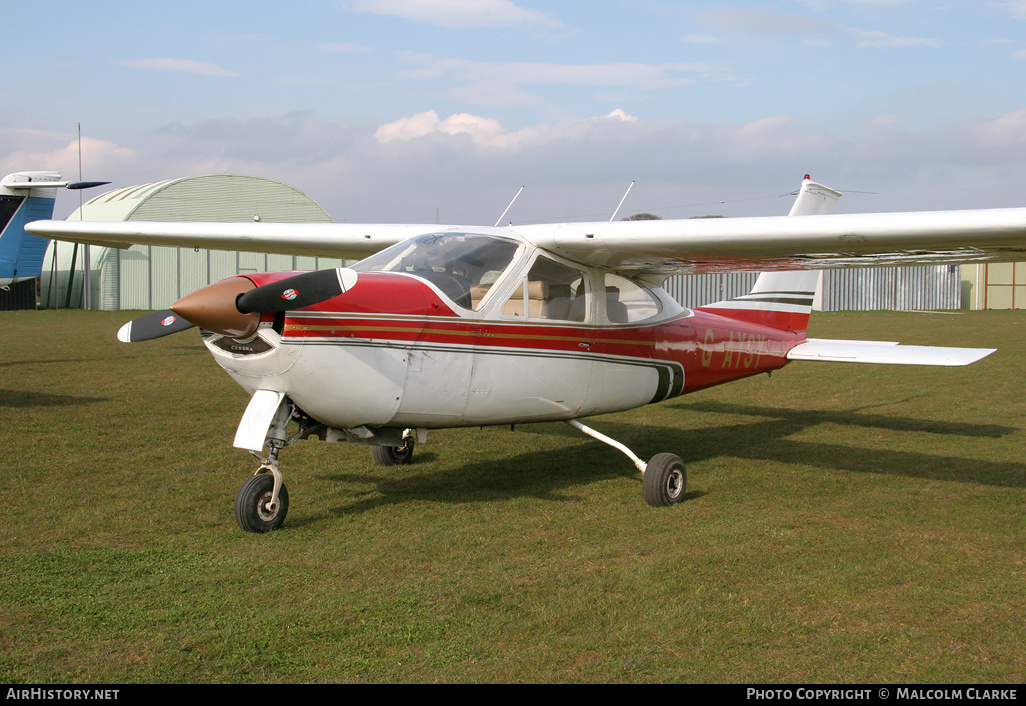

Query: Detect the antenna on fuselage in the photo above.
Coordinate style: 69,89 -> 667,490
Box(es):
610,180 -> 635,222
494,185 -> 525,227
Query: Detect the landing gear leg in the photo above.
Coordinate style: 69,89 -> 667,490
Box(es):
236,399 -> 294,533
565,419 -> 687,507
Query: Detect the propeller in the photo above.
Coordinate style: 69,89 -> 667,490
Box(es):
116,309 -> 195,343
116,267 -> 359,342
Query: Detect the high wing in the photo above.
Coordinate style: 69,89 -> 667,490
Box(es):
517,206 -> 1026,274
23,220 -> 448,260
24,178 -> 1026,275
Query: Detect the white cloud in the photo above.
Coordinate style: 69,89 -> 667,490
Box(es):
853,31 -> 944,49
0,129 -> 138,184
15,107 -> 1026,223
966,108 -> 1026,147
698,8 -> 943,49
399,57 -> 722,88
349,0 -> 562,32
374,109 -> 639,152
994,1 -> 1026,19
375,110 -> 443,141
866,114 -> 902,127
603,109 -> 638,123
374,110 -> 507,144
699,8 -> 840,38
119,58 -> 240,77
395,56 -> 732,107
436,113 -> 505,142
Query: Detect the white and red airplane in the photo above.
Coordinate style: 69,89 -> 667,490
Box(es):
25,177 -> 1026,532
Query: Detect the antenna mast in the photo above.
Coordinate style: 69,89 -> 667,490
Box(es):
494,186 -> 525,227
610,181 -> 635,222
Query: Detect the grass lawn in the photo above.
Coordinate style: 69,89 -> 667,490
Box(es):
1,308 -> 1024,683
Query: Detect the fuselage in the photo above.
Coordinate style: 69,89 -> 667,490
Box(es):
198,232 -> 805,431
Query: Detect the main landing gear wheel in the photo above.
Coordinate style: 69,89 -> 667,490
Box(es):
235,473 -> 290,533
563,420 -> 688,509
370,438 -> 414,466
643,453 -> 687,507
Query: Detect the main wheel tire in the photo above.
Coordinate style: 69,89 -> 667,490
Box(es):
235,473 -> 289,533
643,453 -> 687,507
370,439 -> 414,466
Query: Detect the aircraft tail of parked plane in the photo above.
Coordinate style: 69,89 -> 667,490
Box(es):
0,172 -> 109,288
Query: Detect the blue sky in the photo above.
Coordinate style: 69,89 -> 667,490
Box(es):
2,0 -> 1026,224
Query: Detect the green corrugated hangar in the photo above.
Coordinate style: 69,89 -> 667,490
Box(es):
41,174 -> 347,310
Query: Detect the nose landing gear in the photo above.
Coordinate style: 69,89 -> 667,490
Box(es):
235,397 -> 296,533
231,393 -> 424,532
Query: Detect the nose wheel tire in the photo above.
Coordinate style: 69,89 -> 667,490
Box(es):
235,473 -> 290,533
643,453 -> 687,507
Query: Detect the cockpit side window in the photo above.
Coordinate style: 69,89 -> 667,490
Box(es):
352,233 -> 522,310
501,256 -> 588,322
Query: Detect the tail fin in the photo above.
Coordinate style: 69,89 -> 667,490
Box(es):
787,175 -> 841,217
695,176 -> 840,332
0,172 -> 110,287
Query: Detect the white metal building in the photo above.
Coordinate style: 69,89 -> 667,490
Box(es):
41,174 -> 345,310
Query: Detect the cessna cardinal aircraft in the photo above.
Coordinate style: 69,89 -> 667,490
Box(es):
25,176 -> 1026,532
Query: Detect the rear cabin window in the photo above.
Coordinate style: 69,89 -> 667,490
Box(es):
501,256 -> 588,322
603,274 -> 662,323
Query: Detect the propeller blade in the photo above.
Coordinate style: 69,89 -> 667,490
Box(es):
236,267 -> 358,314
117,309 -> 196,343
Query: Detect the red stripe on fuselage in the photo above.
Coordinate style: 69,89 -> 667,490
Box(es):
694,306 -> 809,333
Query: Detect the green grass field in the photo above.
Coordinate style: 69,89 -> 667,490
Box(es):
1,308 -> 1024,683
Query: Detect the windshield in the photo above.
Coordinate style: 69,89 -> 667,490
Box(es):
352,233 -> 522,310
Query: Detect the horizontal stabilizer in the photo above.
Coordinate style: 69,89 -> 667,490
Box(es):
787,338 -> 995,366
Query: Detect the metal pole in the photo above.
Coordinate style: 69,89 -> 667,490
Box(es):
79,124 -> 91,310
